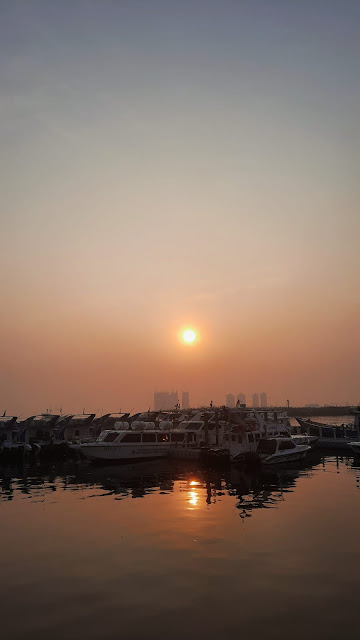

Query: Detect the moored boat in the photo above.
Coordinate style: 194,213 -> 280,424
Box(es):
223,408 -> 292,462
256,437 -> 310,465
296,407 -> 360,449
74,426 -> 176,462
0,415 -> 33,456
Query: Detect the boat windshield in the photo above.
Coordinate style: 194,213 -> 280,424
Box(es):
257,439 -> 277,454
278,440 -> 297,450
102,432 -> 119,443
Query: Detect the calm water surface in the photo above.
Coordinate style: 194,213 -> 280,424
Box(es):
1,435 -> 360,639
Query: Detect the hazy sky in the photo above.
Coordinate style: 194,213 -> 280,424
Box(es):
1,0 -> 359,415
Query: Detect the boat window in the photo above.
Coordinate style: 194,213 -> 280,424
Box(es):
121,433 -> 142,443
346,429 -> 356,438
170,433 -> 183,443
75,430 -> 80,437
321,427 -> 334,438
278,440 -> 296,450
36,429 -> 50,440
186,432 -> 194,442
248,433 -> 254,443
185,422 -> 202,430
335,430 -> 345,439
238,435 -> 243,443
142,433 -> 156,442
309,426 -> 320,437
255,433 -> 260,440
103,432 -> 120,443
257,439 -> 277,454
158,433 -> 170,442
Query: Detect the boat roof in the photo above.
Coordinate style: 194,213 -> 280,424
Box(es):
0,415 -> 18,424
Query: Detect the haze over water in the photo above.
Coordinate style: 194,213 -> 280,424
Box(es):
2,450 -> 360,640
1,1 -> 359,414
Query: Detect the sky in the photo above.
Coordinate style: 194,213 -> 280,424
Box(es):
1,0 -> 359,415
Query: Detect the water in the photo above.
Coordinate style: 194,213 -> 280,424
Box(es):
1,456 -> 360,640
1,417 -> 360,640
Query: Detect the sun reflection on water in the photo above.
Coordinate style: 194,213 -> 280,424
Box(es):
188,490 -> 199,507
187,479 -> 201,508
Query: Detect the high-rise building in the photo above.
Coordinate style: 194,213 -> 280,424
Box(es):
182,391 -> 190,409
252,393 -> 259,408
154,390 -> 179,411
226,393 -> 235,408
260,392 -> 267,408
237,393 -> 246,405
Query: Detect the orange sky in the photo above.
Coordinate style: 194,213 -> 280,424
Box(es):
1,2 -> 359,416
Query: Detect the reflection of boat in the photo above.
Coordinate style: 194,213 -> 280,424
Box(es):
296,407 -> 360,449
0,449 -> 321,507
256,437 -> 310,464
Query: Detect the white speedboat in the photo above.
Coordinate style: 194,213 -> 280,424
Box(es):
256,437 -> 310,465
73,413 -> 225,462
74,426 -> 178,462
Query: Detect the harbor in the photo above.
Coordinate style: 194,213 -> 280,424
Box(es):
2,2 -> 359,639
1,406 -> 359,464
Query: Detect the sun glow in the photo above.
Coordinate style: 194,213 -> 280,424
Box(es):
182,329 -> 197,344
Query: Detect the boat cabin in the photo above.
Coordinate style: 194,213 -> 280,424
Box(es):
257,438 -> 297,456
26,414 -> 60,444
55,414 -> 96,443
96,429 -> 196,446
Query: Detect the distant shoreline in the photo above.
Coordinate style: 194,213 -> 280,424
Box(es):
275,406 -> 354,418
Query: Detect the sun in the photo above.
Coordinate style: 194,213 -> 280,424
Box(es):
182,328 -> 197,344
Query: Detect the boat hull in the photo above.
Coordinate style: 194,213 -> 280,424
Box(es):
349,443 -> 360,455
79,443 -> 171,462
296,417 -> 360,450
261,449 -> 309,465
